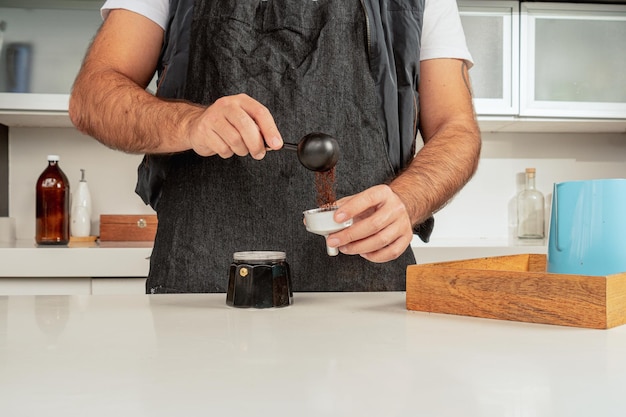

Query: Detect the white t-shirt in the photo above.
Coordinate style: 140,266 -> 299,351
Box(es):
101,0 -> 473,64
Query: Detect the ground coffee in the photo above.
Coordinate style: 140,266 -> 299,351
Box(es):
315,167 -> 336,208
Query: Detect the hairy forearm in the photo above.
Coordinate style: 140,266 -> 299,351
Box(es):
69,66 -> 202,154
390,122 -> 481,226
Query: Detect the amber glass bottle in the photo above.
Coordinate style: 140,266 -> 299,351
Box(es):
36,155 -> 70,245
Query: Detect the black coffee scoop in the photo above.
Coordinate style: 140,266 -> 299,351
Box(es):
282,132 -> 339,172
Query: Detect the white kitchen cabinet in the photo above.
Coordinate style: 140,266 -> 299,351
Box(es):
459,1 -> 626,128
520,2 -> 626,118
0,240 -> 152,277
459,1 -> 519,116
0,0 -> 102,98
0,240 -> 151,295
0,277 -> 147,295
0,1 -> 102,126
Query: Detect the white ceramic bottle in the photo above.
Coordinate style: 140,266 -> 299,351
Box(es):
70,168 -> 92,237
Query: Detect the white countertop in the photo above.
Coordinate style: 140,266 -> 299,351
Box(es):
1,292 -> 624,416
0,240 -> 153,277
411,237 -> 546,263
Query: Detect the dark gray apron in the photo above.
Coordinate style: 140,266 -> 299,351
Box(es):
147,0 -> 416,293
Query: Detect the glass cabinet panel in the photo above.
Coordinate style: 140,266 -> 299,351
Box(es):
521,2 -> 626,118
0,5 -> 101,95
459,1 -> 519,116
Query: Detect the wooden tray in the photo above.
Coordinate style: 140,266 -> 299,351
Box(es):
68,235 -> 98,248
406,254 -> 626,329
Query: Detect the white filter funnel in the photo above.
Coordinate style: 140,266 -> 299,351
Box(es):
303,207 -> 353,256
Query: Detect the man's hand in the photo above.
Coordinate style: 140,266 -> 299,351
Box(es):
187,94 -> 283,159
325,185 -> 414,263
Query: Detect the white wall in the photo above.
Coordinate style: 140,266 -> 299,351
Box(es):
431,131 -> 626,241
8,127 -> 626,242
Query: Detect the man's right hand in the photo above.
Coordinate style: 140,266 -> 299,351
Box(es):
187,94 -> 283,160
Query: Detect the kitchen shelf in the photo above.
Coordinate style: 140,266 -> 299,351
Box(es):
0,93 -> 73,127
0,111 -> 72,128
1,99 -> 625,133
0,240 -> 152,277
0,93 -> 69,112
477,116 -> 626,133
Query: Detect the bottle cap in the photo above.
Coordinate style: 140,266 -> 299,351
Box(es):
525,168 -> 536,174
47,155 -> 60,162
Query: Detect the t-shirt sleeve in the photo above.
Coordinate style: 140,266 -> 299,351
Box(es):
421,0 -> 474,67
101,0 -> 169,30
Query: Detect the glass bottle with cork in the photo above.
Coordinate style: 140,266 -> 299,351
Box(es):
36,155 -> 70,245
517,167 -> 545,240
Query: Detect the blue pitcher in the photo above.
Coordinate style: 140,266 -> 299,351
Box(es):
547,179 -> 626,276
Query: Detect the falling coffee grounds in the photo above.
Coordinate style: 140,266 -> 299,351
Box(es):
315,167 -> 337,208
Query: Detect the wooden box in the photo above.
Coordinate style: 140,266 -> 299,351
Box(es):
99,214 -> 158,242
406,254 -> 626,329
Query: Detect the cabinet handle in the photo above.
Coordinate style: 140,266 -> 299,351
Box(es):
137,218 -> 147,229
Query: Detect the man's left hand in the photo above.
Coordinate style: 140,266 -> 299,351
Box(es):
326,185 -> 414,263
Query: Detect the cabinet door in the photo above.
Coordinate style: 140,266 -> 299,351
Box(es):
520,2 -> 626,118
0,1 -> 157,120
459,1 -> 519,116
0,5 -> 101,97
